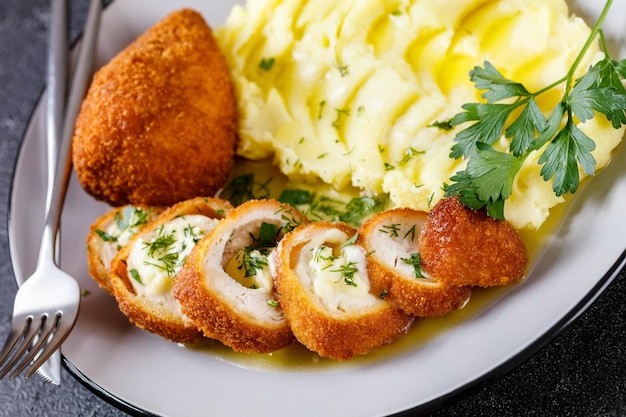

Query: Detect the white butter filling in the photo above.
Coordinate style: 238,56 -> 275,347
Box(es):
296,228 -> 377,311
100,206 -> 153,270
127,215 -> 219,297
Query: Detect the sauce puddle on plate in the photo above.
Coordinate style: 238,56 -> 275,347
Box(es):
183,285 -> 512,371
183,157 -> 569,372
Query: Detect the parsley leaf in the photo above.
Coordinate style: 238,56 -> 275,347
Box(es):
505,97 -> 546,157
442,1 -> 626,220
446,143 -> 523,219
256,222 -> 279,247
259,57 -> 275,71
538,120 -> 596,195
569,62 -> 626,127
129,268 -> 143,285
449,102 -> 519,159
470,60 -> 531,103
428,119 -> 454,130
220,174 -> 271,206
278,189 -> 313,206
400,253 -> 426,279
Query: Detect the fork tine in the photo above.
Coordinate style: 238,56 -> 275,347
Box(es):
0,318 -> 31,365
8,313 -> 60,381
23,317 -> 68,380
0,317 -> 39,379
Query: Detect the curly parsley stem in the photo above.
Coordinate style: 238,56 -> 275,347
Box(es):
532,1 -> 612,98
566,0 -> 612,85
443,0 -> 626,221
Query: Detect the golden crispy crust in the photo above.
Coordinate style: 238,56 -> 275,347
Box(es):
109,197 -> 232,343
111,291 -> 201,344
274,222 -> 411,360
419,197 -> 527,287
174,251 -> 294,353
72,9 -> 237,206
358,208 -> 471,317
173,199 -> 307,353
155,195 -> 233,220
86,204 -> 163,294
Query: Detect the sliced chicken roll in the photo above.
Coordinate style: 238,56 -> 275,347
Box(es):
174,199 -> 307,353
274,221 -> 411,360
87,204 -> 163,294
358,208 -> 471,317
109,197 -> 232,343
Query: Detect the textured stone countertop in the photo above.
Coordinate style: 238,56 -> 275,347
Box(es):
0,1 -> 624,416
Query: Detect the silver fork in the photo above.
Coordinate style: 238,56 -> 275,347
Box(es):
36,0 -> 68,386
0,0 -> 102,382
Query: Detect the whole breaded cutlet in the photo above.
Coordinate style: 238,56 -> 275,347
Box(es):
72,9 -> 238,206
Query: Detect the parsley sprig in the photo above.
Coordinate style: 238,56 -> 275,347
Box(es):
236,248 -> 270,278
234,221 -> 284,279
400,253 -> 426,279
331,261 -> 359,287
96,205 -> 151,248
219,173 -> 272,206
442,0 -> 626,220
278,188 -> 388,227
142,225 -> 179,277
221,174 -> 389,227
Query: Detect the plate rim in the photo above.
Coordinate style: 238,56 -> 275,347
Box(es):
49,247 -> 624,417
6,1 -> 626,416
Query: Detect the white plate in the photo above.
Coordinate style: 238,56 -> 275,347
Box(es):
8,1 -> 626,416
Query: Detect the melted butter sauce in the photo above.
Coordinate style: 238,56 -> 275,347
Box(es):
187,157 -> 569,372
184,285 -> 512,371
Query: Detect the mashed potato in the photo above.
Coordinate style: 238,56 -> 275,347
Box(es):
216,0 -> 625,229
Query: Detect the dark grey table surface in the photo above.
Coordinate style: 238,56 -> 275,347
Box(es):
1,1 -> 625,416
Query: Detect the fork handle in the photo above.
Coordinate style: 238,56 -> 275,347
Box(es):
37,0 -> 103,267
45,0 -> 67,218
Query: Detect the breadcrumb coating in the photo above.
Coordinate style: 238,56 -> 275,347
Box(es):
72,9 -> 237,206
109,197 -> 232,343
419,197 -> 527,288
274,222 -> 411,360
86,204 -> 163,294
358,208 -> 471,316
174,199 -> 306,353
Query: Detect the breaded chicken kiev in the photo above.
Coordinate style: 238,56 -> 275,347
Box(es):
174,199 -> 307,353
419,197 -> 527,288
72,9 -> 237,206
274,222 -> 411,360
87,204 -> 163,294
358,208 -> 471,317
109,197 -> 233,343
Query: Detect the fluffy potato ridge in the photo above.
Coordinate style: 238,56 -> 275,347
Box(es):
72,9 -> 237,206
